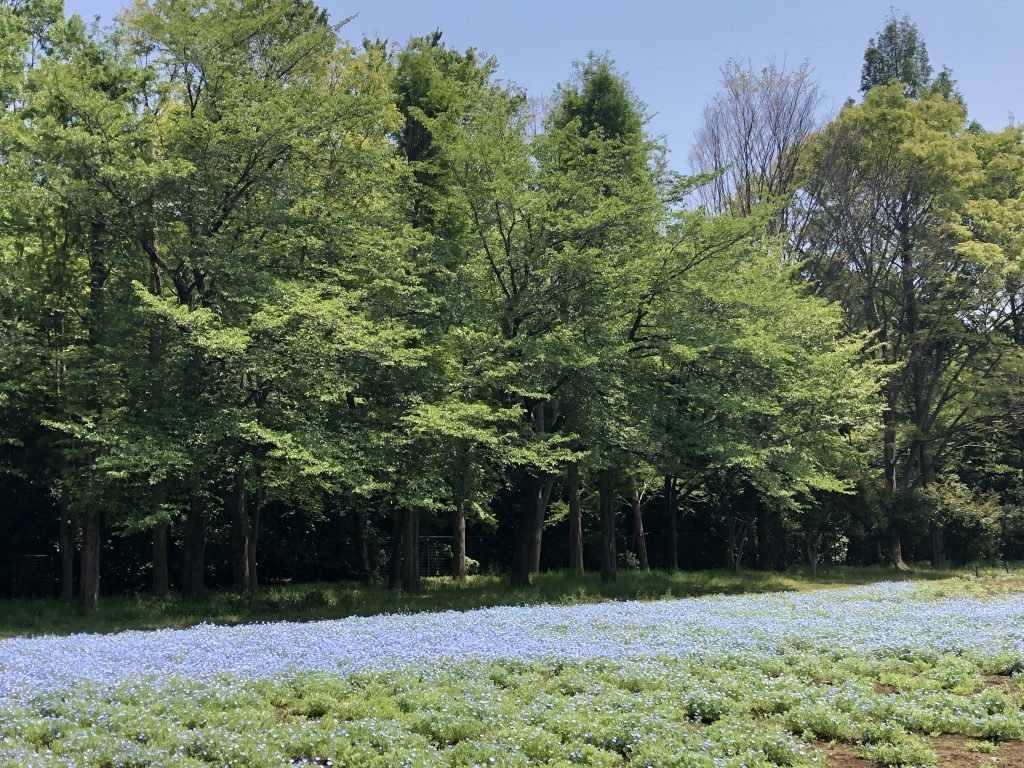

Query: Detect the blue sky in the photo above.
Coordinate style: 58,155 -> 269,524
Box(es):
66,0 -> 1022,172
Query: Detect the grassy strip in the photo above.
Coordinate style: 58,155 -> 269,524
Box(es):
2,564 -> 1006,639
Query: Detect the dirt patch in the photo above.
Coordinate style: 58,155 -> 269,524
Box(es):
978,578 -> 1024,597
930,735 -> 1022,768
816,741 -> 877,768
816,737 -> 1024,768
980,674 -> 1017,691
873,682 -> 899,694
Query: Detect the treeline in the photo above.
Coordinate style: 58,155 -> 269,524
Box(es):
1,2 -> 1022,607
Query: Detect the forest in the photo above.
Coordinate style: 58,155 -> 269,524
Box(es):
2,0 -> 1023,610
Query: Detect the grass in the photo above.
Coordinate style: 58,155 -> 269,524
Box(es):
0,563 -> 1006,639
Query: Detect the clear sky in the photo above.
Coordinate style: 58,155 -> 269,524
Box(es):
65,0 -> 1022,172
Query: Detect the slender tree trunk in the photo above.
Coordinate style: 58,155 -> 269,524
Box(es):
756,505 -> 770,570
400,508 -> 419,593
79,507 -> 100,611
726,519 -> 747,573
228,464 -> 250,593
59,486 -> 74,602
453,499 -> 467,579
146,250 -> 169,599
152,520 -> 169,598
388,508 -> 404,590
806,533 -> 821,577
529,478 -> 554,574
665,476 -> 678,571
248,483 -> 260,593
631,486 -> 649,571
511,489 -> 533,587
353,508 -> 373,584
919,443 -> 945,568
79,220 -> 106,612
599,468 -> 616,583
929,523 -> 945,569
567,463 -> 584,574
182,493 -> 206,600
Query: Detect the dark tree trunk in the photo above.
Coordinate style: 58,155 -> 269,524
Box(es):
631,486 -> 649,571
248,483 -> 260,593
453,499 -> 467,579
665,476 -> 678,571
806,533 -> 821,577
182,494 -> 206,600
599,468 -> 616,583
529,478 -> 554,574
353,509 -> 373,584
58,486 -> 74,602
726,518 -> 747,573
228,464 -> 250,593
512,474 -> 552,586
79,507 -> 100,611
511,497 -> 532,587
79,220 -> 106,612
929,522 -> 946,569
887,536 -> 910,571
756,505 -> 770,570
567,463 -> 584,574
400,508 -> 420,593
152,520 -> 169,598
388,508 -> 404,590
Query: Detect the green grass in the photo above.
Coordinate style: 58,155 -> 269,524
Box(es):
0,563 -> 1001,639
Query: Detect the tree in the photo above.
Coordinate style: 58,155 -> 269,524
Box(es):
690,59 -> 823,230
860,13 -> 933,98
798,83 -> 1009,567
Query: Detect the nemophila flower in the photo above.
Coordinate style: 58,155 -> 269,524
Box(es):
2,582 -> 1023,766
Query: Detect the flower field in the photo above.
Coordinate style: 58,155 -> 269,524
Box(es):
2,581 -> 1023,767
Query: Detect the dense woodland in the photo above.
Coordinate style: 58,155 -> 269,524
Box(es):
1,0 -> 1023,608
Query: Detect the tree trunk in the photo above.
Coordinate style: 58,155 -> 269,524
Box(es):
599,468 -> 616,583
453,499 -> 467,579
388,508 -> 404,590
152,521 -> 169,598
78,219 -> 106,613
726,519 -> 745,573
58,486 -> 73,602
511,492 -> 532,587
248,483 -> 260,593
887,536 -> 910,571
228,463 -> 250,593
400,508 -> 420,593
756,504 -> 770,570
512,474 -> 552,586
182,493 -> 206,600
631,486 -> 649,571
665,476 -> 678,571
529,478 -> 554,574
353,508 -> 373,584
929,522 -> 946,569
806,533 -> 821,577
79,507 -> 100,611
567,463 -> 584,574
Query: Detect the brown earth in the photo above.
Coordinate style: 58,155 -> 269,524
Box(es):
816,736 -> 1024,768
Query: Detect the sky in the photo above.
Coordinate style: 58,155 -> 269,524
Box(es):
64,0 -> 1023,173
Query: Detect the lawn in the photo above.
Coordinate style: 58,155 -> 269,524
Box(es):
2,573 -> 1023,767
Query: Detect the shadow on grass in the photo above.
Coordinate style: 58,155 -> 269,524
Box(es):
0,564 -> 997,639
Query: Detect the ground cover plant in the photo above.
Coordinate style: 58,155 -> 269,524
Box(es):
0,567 -> 961,639
3,577 -> 1023,767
